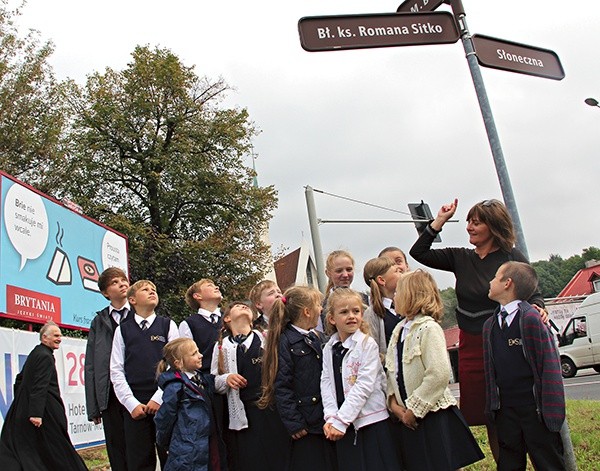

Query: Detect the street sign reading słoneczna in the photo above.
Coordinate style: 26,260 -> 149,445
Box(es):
298,12 -> 459,52
472,34 -> 565,80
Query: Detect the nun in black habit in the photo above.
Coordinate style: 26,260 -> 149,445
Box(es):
0,321 -> 88,470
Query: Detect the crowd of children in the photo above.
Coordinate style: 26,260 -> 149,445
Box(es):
83,244 -> 565,471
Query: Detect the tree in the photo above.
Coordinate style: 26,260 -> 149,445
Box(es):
60,45 -> 277,319
440,287 -> 457,328
0,2 -> 65,186
532,247 -> 600,298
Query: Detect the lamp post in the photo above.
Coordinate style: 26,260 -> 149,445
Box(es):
584,97 -> 599,108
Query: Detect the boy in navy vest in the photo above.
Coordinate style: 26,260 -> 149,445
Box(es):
110,280 -> 179,471
179,279 -> 223,373
84,267 -> 130,471
484,261 -> 565,471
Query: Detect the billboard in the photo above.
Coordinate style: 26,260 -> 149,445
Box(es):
0,173 -> 128,329
0,327 -> 105,448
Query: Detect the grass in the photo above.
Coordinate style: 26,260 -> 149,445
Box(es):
78,400 -> 600,470
466,400 -> 600,470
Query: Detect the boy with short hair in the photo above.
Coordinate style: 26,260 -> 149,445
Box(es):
180,279 -> 223,373
84,267 -> 130,471
484,261 -> 565,471
110,280 -> 179,471
248,279 -> 282,331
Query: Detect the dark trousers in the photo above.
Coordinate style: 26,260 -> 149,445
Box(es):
123,411 -> 168,471
496,405 -> 565,471
101,388 -> 128,471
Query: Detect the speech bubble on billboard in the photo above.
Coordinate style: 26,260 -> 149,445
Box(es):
3,183 -> 49,270
102,230 -> 128,276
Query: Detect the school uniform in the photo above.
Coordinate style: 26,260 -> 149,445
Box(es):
363,297 -> 401,358
110,312 -> 179,471
483,301 -> 565,471
180,309 -> 223,373
386,315 -> 484,471
155,370 -> 227,471
212,330 -> 290,471
84,303 -> 130,471
275,324 -> 336,471
321,330 -> 400,470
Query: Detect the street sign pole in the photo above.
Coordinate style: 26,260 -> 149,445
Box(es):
450,0 -> 528,259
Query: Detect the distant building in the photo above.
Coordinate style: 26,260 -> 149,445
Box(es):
274,239 -> 319,291
557,260 -> 600,297
443,325 -> 460,383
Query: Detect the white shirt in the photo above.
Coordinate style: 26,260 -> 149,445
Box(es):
109,302 -> 131,325
498,299 -> 522,328
110,312 -> 179,413
291,324 -> 311,336
179,308 -> 221,338
382,297 -> 397,316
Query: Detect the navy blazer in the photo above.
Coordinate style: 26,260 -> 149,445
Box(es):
274,324 -> 325,435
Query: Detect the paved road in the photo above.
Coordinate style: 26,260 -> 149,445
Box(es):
449,368 -> 600,401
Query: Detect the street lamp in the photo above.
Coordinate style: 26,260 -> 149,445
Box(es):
584,97 -> 599,108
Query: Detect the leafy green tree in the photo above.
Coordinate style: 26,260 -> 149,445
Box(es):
440,287 -> 457,328
60,46 -> 277,320
0,2 -> 64,186
532,247 -> 600,298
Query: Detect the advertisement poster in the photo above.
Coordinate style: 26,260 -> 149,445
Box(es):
0,173 -> 128,329
0,327 -> 105,448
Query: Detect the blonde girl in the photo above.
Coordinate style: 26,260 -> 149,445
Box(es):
155,338 -> 226,470
320,250 -> 367,332
321,288 -> 401,470
386,270 -> 483,470
258,285 -> 336,471
362,256 -> 405,357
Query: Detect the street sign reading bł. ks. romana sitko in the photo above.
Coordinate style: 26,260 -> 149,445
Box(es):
298,12 -> 459,52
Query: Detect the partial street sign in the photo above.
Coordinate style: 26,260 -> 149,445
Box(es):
472,34 -> 565,80
298,12 -> 459,52
397,0 -> 446,13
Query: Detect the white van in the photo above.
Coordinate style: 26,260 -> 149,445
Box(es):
558,292 -> 600,378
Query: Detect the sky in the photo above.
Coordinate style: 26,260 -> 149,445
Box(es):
13,0 -> 600,289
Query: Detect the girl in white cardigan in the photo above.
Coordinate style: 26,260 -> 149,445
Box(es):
321,288 -> 401,470
386,270 -> 483,470
211,301 -> 289,470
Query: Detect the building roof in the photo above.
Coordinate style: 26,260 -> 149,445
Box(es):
557,262 -> 600,297
444,325 -> 460,351
274,248 -> 301,292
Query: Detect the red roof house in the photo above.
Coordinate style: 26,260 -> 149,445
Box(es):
557,260 -> 600,298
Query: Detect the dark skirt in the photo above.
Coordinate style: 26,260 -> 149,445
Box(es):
227,403 -> 291,471
290,433 -> 337,471
335,419 -> 402,471
398,405 -> 484,471
458,329 -> 488,425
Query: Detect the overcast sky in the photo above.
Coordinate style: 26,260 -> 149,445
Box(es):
15,0 -> 600,289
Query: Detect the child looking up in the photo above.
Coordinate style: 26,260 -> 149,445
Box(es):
378,246 -> 410,274
155,338 -> 225,471
110,280 -> 179,471
212,302 -> 288,470
180,279 -> 223,373
321,288 -> 400,470
85,267 -> 130,470
249,280 -> 282,331
484,261 -> 565,470
258,286 -> 337,471
386,270 -> 483,471
362,257 -> 405,357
